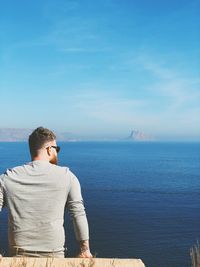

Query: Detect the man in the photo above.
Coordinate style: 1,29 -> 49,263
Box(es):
0,127 -> 92,258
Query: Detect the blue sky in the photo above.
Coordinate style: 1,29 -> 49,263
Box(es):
0,0 -> 200,140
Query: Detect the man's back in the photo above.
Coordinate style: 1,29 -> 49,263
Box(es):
0,160 -> 87,254
0,127 -> 91,258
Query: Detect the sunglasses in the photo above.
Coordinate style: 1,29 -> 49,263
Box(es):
47,146 -> 60,153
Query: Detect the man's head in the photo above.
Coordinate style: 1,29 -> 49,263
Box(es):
28,127 -> 60,164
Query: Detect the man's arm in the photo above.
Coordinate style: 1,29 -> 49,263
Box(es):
0,176 -> 5,212
66,171 -> 92,258
0,176 -> 5,257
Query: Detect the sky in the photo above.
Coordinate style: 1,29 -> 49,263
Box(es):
0,0 -> 200,140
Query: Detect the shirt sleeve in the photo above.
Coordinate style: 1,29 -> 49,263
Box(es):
66,171 -> 89,241
0,175 -> 5,211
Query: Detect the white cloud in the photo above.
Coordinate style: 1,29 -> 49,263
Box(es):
135,55 -> 200,138
59,53 -> 200,139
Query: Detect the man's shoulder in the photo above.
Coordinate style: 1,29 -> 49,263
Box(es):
3,164 -> 27,175
0,164 -> 27,184
49,163 -> 73,177
50,163 -> 69,172
52,164 -> 77,180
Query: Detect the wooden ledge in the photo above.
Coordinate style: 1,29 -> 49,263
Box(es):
0,257 -> 145,267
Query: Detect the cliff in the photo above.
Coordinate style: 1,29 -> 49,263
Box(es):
125,130 -> 154,141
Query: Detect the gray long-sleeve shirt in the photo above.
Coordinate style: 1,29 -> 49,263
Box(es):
0,160 -> 89,252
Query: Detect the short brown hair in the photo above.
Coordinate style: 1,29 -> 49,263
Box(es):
29,127 -> 56,157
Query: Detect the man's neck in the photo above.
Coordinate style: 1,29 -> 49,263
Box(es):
32,155 -> 49,162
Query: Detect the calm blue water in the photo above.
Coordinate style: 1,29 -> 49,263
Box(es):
0,142 -> 199,267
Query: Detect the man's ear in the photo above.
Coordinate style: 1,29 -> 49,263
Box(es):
46,147 -> 51,156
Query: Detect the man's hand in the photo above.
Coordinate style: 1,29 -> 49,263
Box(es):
77,240 -> 93,258
77,250 -> 93,258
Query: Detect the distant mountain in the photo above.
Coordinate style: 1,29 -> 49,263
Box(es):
125,130 -> 154,141
55,132 -> 80,142
0,128 -> 154,142
0,128 -> 79,142
0,128 -> 32,142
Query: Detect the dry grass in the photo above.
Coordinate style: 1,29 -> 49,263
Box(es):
0,257 -> 145,267
0,257 -> 116,267
190,242 -> 200,267
68,258 -> 96,267
0,257 -> 95,267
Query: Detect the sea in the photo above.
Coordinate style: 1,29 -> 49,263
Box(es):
0,141 -> 199,267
